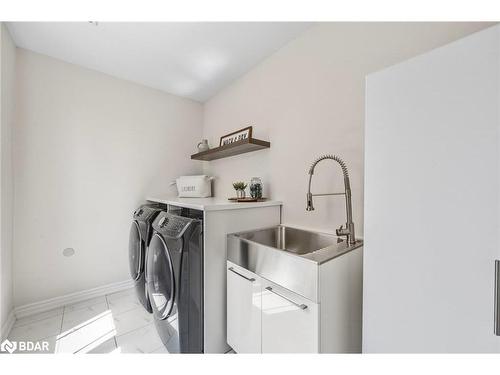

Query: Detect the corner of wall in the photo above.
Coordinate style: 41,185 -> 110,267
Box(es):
0,22 -> 16,333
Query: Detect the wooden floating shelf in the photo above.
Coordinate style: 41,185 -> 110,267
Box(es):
191,138 -> 270,161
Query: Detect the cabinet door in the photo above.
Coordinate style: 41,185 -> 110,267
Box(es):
226,262 -> 262,353
365,26 -> 500,352
261,280 -> 319,353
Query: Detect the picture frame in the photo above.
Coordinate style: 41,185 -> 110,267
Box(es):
219,126 -> 253,147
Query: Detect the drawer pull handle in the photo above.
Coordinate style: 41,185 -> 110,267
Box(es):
495,260 -> 500,336
228,267 -> 255,282
265,287 -> 308,310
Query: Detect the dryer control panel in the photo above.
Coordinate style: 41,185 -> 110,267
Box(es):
153,212 -> 196,239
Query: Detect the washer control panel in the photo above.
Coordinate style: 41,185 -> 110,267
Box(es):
133,205 -> 159,221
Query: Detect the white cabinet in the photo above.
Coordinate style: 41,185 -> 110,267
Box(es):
226,261 -> 319,353
226,263 -> 262,353
203,206 -> 281,353
261,280 -> 319,353
227,245 -> 363,353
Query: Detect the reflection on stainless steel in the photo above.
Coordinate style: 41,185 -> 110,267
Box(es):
227,225 -> 363,302
306,154 -> 356,245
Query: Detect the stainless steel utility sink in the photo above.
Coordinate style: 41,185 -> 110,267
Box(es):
234,225 -> 344,255
227,225 -> 363,301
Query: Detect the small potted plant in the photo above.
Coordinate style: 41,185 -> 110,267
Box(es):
232,181 -> 247,199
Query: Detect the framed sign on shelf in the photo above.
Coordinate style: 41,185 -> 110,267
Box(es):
219,126 -> 253,147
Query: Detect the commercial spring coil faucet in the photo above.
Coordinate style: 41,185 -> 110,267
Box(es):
306,154 -> 356,245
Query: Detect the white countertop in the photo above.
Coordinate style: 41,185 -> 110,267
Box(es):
146,195 -> 282,211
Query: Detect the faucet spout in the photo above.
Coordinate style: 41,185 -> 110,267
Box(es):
306,154 -> 356,245
306,192 -> 314,211
306,175 -> 315,210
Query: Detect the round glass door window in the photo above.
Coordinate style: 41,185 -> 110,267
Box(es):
146,233 -> 175,320
128,221 -> 143,280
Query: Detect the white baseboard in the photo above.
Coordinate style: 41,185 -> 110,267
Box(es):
1,310 -> 16,340
14,279 -> 135,319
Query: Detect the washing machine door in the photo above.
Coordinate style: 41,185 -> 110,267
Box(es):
146,233 -> 175,320
128,221 -> 143,281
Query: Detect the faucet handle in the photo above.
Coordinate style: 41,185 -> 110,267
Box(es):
336,224 -> 349,236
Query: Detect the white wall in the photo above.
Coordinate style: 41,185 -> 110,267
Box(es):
202,22 -> 493,236
7,21 -> 495,310
1,24 -> 16,332
13,49 -> 203,307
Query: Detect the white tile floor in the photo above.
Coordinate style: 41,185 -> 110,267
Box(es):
8,287 -> 168,354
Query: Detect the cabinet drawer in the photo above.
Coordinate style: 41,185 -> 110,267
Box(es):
261,280 -> 319,353
226,262 -> 262,353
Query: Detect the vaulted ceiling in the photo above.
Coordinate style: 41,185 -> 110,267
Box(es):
7,22 -> 312,101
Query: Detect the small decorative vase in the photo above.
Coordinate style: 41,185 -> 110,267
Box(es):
250,177 -> 263,198
197,139 -> 210,152
236,189 -> 246,199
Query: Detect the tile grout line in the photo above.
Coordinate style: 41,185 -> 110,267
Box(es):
60,305 -> 65,335
12,313 -> 62,329
59,296 -> 112,332
115,321 -> 153,339
150,344 -> 166,354
56,305 -> 65,353
113,322 -> 161,353
11,309 -> 66,348
109,288 -> 163,351
104,293 -> 118,350
11,288 -> 140,352
110,304 -> 145,318
64,296 -> 108,313
74,330 -> 117,354
12,310 -> 64,329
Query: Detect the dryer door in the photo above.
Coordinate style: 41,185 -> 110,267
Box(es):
128,221 -> 143,281
146,233 -> 175,320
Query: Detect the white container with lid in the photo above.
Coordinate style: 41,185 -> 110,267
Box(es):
175,175 -> 213,198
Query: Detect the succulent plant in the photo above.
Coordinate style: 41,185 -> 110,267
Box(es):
232,181 -> 247,191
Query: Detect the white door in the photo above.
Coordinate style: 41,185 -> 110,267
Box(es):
261,280 -> 319,353
226,262 -> 262,353
364,25 -> 500,352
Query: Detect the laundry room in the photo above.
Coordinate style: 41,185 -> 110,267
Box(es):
1,1 -> 500,374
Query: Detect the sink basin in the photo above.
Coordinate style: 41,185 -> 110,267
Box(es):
227,225 -> 363,301
234,225 -> 344,255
